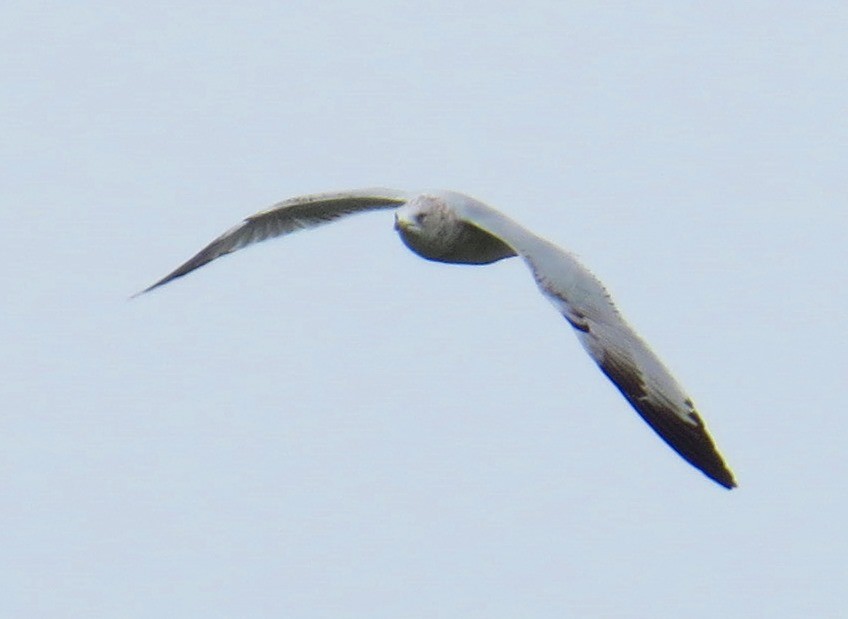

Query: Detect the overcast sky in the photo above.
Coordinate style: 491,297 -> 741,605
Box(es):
2,2 -> 847,617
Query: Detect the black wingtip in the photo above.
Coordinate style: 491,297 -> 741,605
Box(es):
711,468 -> 737,490
714,462 -> 738,489
598,356 -> 737,490
684,411 -> 737,490
648,410 -> 738,490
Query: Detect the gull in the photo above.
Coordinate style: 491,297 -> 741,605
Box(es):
137,188 -> 736,489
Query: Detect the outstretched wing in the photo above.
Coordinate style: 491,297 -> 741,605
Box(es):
135,188 -> 409,295
451,194 -> 736,488
582,319 -> 736,488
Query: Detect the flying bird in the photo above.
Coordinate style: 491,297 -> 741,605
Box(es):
137,188 -> 736,489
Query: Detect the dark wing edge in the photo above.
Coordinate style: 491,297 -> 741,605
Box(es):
133,189 -> 408,296
598,344 -> 737,489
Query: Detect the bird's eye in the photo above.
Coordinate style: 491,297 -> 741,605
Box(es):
415,212 -> 428,224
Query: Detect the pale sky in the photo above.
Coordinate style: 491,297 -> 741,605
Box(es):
2,2 -> 847,617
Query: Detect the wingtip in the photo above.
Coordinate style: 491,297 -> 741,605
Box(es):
713,469 -> 738,490
129,277 -> 170,299
714,477 -> 737,490
699,453 -> 737,489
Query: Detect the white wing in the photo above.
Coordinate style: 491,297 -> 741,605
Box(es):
136,188 -> 409,295
451,194 -> 736,488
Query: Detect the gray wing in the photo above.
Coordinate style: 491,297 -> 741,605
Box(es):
451,195 -> 736,488
136,188 -> 409,295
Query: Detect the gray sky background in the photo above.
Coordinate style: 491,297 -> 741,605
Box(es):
3,2 -> 847,617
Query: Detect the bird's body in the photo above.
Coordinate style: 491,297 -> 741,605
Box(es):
138,188 -> 736,489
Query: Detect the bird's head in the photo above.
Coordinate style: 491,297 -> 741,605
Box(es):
393,194 -> 459,261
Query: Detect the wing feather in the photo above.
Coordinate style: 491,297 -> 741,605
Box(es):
585,321 -> 736,488
136,188 -> 408,295
451,194 -> 736,488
